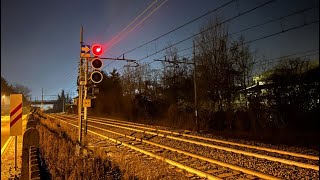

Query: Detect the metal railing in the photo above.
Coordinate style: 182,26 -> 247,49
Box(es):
29,146 -> 40,180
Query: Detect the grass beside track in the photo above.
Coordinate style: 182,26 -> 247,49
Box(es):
37,117 -> 122,179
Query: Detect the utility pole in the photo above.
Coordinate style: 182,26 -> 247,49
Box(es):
62,97 -> 65,112
193,41 -> 199,132
41,88 -> 43,110
84,53 -> 88,135
154,41 -> 199,132
78,26 -> 84,144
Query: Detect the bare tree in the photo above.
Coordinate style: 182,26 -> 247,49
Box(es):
230,35 -> 256,108
196,17 -> 255,111
13,83 -> 31,100
122,63 -> 152,97
161,45 -> 192,104
196,17 -> 232,111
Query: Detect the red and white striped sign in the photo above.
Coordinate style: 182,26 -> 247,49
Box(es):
10,94 -> 23,136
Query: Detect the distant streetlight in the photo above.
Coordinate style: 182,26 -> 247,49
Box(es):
2,95 -> 5,107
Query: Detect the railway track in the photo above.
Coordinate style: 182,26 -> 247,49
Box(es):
61,114 -> 319,163
46,113 -> 319,179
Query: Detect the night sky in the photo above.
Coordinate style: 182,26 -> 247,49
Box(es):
1,0 -> 319,101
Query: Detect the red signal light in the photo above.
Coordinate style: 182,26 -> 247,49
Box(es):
92,44 -> 103,56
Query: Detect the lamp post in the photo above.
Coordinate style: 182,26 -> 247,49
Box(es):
2,95 -> 5,114
2,95 -> 5,105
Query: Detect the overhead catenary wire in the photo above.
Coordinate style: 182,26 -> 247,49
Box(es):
115,0 -> 278,74
47,1 -> 318,97
175,6 -> 318,55
167,15 -> 320,67
121,49 -> 319,82
133,0 -> 282,63
177,49 -> 320,77
106,0 -> 159,49
104,0 -> 274,71
102,0 -> 237,70
117,0 -> 237,57
106,1 -> 319,74
103,1 -> 171,70
69,30 -> 319,101
117,19 -> 319,78
108,0 -> 169,50
255,51 -> 319,67
178,49 -> 319,66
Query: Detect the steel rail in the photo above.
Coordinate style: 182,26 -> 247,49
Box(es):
63,113 -> 319,161
49,114 -> 282,179
47,114 -> 220,180
58,114 -> 319,171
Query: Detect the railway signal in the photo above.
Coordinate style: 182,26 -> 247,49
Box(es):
90,44 -> 103,83
78,27 -> 138,146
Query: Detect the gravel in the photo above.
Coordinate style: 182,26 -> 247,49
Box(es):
150,134 -> 319,179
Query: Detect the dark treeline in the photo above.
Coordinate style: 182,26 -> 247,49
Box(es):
1,76 -> 32,115
47,90 -> 73,113
86,18 -> 319,146
1,76 -> 31,105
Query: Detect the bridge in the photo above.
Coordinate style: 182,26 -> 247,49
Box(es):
31,100 -> 58,105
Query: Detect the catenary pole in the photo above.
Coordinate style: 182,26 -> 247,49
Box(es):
78,26 -> 83,144
193,41 -> 199,132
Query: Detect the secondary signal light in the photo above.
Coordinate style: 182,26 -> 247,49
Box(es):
91,58 -> 103,69
90,71 -> 103,84
92,44 -> 103,56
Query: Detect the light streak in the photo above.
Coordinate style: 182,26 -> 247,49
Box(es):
106,0 -> 159,48
108,0 -> 169,50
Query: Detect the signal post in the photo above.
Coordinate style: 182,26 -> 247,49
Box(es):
78,27 -> 137,146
